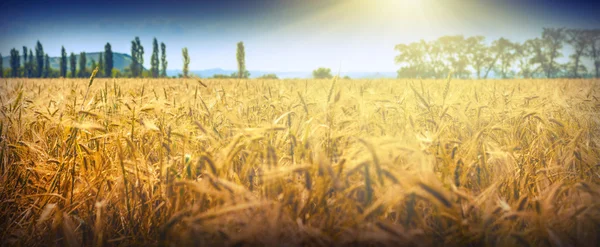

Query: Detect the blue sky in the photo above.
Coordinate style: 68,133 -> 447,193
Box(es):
1,0 -> 599,72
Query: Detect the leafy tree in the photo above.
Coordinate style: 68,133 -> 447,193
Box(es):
182,47 -> 190,78
230,71 -> 250,78
35,41 -> 44,77
161,42 -> 167,77
480,38 -> 511,79
494,38 -> 517,78
60,46 -> 67,77
104,43 -> 113,78
43,54 -> 50,78
70,52 -> 76,78
438,35 -> 470,78
78,52 -> 87,78
514,41 -> 535,78
565,29 -> 588,78
312,67 -> 333,79
395,42 -> 426,78
542,28 -> 566,78
466,36 -> 490,79
236,42 -> 248,78
584,29 -> 600,78
10,49 -> 20,77
259,73 -> 278,79
151,38 -> 159,78
213,74 -> 230,78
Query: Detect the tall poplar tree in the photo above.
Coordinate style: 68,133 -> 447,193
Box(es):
182,47 -> 190,78
10,48 -> 20,77
22,46 -> 28,77
28,50 -> 34,77
104,43 -> 113,77
161,42 -> 167,77
70,52 -> 76,78
43,54 -> 50,78
79,52 -> 87,78
60,46 -> 67,77
98,52 -> 104,77
151,37 -> 159,78
236,42 -> 247,78
35,41 -> 44,77
130,37 -> 144,77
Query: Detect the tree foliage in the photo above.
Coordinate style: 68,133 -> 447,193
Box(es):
312,67 -> 333,79
60,46 -> 67,78
10,48 -> 19,77
130,37 -> 144,78
78,52 -> 87,78
236,42 -> 248,78
182,47 -> 190,78
35,41 -> 44,78
151,38 -> 159,78
105,43 -> 114,78
161,42 -> 167,77
69,52 -> 76,78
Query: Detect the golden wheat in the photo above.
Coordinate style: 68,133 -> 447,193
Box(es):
0,77 -> 598,246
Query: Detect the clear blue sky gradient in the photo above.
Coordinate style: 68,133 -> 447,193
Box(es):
1,0 -> 599,72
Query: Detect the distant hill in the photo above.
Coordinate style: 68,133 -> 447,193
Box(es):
1,52 -> 140,71
167,69 -> 396,79
2,53 -> 396,79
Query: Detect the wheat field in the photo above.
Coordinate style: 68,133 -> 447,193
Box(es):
0,75 -> 599,246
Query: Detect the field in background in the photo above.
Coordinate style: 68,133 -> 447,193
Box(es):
0,77 -> 599,246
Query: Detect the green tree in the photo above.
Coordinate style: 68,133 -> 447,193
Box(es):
60,46 -> 67,77
28,49 -> 34,77
182,47 -> 190,78
585,30 -> 600,78
35,41 -> 44,77
465,36 -> 491,79
160,42 -> 167,77
312,67 -> 333,79
151,37 -> 159,78
22,46 -> 28,77
70,52 -> 76,78
91,59 -> 97,73
230,71 -> 250,78
98,52 -> 104,77
514,41 -> 535,78
438,35 -> 471,78
395,42 -> 425,78
43,54 -> 50,78
78,52 -> 87,78
10,48 -> 20,77
212,74 -> 230,79
258,73 -> 278,79
104,43 -> 113,78
542,28 -> 566,78
236,42 -> 248,78
130,37 -> 144,78
494,38 -> 517,78
566,29 -> 588,78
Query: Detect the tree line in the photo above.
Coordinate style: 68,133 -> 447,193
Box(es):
1,37 -> 251,79
395,28 -> 600,79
